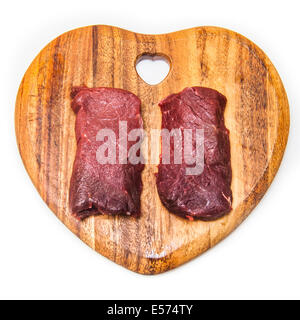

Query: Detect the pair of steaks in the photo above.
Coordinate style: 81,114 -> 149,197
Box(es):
69,86 -> 232,221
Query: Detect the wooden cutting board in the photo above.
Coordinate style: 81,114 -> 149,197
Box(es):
15,25 -> 289,274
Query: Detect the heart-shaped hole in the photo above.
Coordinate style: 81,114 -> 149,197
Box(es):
135,54 -> 170,85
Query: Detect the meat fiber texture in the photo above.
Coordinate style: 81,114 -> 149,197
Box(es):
69,87 -> 144,220
156,87 -> 232,221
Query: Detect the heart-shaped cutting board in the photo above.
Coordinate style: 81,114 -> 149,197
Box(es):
15,25 -> 289,274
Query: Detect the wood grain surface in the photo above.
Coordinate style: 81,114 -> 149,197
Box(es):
15,25 -> 289,274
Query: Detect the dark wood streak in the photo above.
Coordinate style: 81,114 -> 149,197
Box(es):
45,39 -> 65,208
35,54 -> 46,172
92,26 -> 98,87
197,29 -> 208,80
237,43 -> 249,196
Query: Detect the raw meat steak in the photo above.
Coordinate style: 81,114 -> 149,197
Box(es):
69,86 -> 144,220
156,87 -> 232,221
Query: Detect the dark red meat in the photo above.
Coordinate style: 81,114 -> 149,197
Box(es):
156,87 -> 232,221
69,87 -> 144,220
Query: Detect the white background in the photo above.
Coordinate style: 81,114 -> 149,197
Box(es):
1,0 -> 299,300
